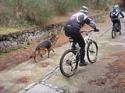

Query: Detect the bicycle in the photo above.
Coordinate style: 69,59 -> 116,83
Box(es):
60,30 -> 98,77
111,18 -> 122,39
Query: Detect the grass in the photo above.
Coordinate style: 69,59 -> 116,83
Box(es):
0,51 -> 7,56
0,26 -> 22,35
0,25 -> 34,35
0,43 -> 29,56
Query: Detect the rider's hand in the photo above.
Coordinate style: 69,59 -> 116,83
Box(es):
94,28 -> 99,32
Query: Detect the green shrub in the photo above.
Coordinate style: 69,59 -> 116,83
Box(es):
51,0 -> 70,15
0,0 -> 112,26
22,0 -> 53,25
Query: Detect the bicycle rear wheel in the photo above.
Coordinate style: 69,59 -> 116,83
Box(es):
87,40 -> 98,63
112,28 -> 116,39
119,30 -> 121,35
60,49 -> 78,77
115,23 -> 121,35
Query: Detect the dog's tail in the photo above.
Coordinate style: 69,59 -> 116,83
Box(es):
29,52 -> 34,58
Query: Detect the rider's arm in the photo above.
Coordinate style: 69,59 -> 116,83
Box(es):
120,11 -> 124,18
84,17 -> 97,30
109,12 -> 112,18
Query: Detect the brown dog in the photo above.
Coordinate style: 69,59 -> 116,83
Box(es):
30,34 -> 58,62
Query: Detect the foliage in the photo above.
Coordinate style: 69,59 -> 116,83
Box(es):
0,26 -> 21,35
0,0 -> 112,26
51,0 -> 69,15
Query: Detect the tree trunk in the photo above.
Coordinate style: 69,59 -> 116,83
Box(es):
123,0 -> 125,10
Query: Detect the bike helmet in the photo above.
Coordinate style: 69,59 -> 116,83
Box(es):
80,6 -> 88,14
113,4 -> 119,9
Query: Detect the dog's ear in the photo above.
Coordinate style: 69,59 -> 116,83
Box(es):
57,35 -> 59,39
50,33 -> 56,38
50,32 -> 55,36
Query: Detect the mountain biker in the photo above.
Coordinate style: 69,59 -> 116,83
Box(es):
109,4 -> 124,31
63,6 -> 99,66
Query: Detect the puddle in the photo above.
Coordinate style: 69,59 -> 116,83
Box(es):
88,78 -> 107,86
39,62 -> 50,68
0,85 -> 4,91
15,76 -> 29,84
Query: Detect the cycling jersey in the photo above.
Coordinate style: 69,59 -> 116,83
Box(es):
64,11 -> 95,32
110,9 -> 124,19
109,8 -> 124,31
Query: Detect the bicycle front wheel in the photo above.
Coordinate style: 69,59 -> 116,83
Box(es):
60,49 -> 78,77
119,29 -> 121,35
87,41 -> 98,63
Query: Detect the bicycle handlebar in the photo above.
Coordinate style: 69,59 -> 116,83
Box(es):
111,17 -> 123,20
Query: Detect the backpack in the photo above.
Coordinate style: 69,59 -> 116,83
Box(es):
110,9 -> 119,18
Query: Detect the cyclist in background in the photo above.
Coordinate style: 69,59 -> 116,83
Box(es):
109,4 -> 124,31
63,6 -> 99,66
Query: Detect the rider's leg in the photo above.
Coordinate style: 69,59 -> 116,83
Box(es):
70,32 -> 87,66
114,20 -> 121,31
112,20 -> 115,27
64,26 -> 78,50
112,20 -> 119,31
76,34 -> 87,66
72,40 -> 77,50
112,20 -> 115,30
64,26 -> 87,66
117,19 -> 121,31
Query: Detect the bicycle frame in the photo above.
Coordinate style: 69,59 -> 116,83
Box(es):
112,22 -> 121,39
68,30 -> 95,59
113,23 -> 120,31
84,31 -> 93,44
68,30 -> 95,50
